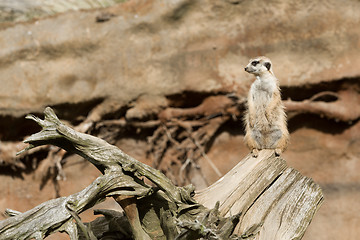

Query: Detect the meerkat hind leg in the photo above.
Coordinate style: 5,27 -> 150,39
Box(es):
274,148 -> 282,156
251,149 -> 259,158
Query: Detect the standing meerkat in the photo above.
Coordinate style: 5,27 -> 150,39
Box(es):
243,56 -> 289,157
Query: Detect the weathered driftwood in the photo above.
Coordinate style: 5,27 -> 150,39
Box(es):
0,107 -> 323,239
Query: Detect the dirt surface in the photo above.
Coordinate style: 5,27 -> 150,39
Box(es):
0,0 -> 360,239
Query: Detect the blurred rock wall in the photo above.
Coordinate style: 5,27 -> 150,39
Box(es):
0,0 -> 359,116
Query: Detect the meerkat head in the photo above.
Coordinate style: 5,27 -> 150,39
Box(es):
244,56 -> 272,76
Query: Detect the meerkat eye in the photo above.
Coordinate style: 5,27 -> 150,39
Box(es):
251,61 -> 259,66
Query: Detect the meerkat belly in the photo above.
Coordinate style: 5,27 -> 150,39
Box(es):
251,88 -> 273,127
250,86 -> 283,148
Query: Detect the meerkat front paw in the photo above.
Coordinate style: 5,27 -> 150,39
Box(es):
275,148 -> 282,156
249,116 -> 255,128
251,149 -> 259,158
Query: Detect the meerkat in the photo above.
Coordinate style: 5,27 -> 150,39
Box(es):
243,56 -> 289,157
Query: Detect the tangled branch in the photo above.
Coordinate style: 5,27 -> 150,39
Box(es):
0,107 -> 241,240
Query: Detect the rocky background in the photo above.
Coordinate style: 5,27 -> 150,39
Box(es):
0,0 -> 359,239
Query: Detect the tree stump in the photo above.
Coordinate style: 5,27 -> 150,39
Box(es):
195,150 -> 323,239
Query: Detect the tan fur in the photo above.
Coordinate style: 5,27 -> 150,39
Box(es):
243,56 -> 289,157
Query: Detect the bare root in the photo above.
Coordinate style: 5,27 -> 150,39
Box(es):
284,89 -> 360,122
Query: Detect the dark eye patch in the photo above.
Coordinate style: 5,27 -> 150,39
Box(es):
251,60 -> 259,66
264,62 -> 271,70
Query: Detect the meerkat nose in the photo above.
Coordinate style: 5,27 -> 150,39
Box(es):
244,67 -> 248,71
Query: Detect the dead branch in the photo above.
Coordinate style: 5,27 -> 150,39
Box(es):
0,171 -> 150,240
284,89 -> 360,122
0,107 -> 241,240
158,95 -> 235,121
146,94 -> 239,186
0,141 -> 28,170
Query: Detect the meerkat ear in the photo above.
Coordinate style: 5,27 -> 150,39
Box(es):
264,62 -> 271,70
